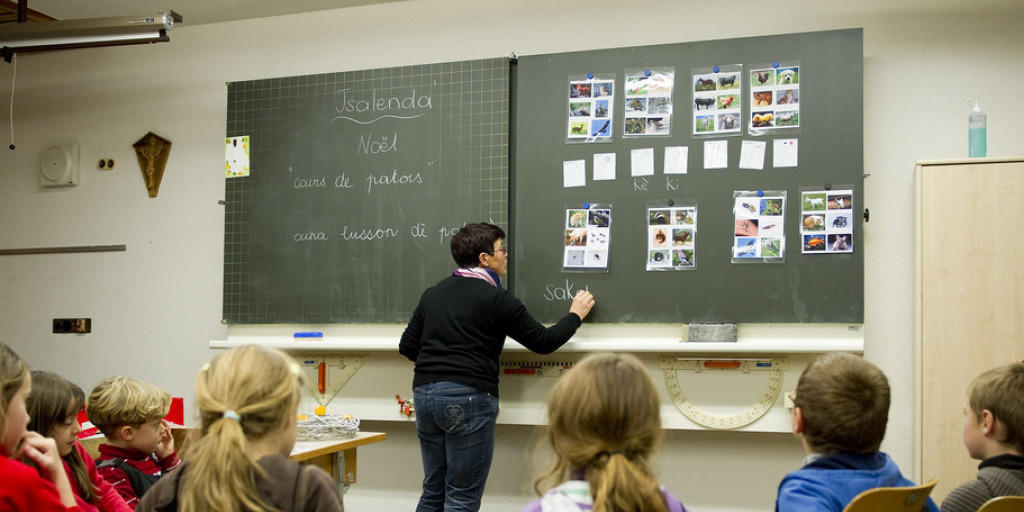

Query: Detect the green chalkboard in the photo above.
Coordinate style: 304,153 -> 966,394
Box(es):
223,58 -> 510,323
512,29 -> 863,323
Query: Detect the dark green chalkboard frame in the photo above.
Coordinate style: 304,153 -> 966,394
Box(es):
223,58 -> 510,323
512,29 -> 864,324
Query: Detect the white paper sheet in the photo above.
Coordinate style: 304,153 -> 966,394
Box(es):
593,153 -> 616,181
703,140 -> 728,169
773,138 -> 799,167
739,140 -> 766,170
630,147 -> 655,176
664,146 -> 688,174
563,159 -> 586,188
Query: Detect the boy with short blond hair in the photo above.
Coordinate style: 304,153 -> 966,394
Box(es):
775,353 -> 939,511
941,363 -> 1024,512
87,376 -> 180,509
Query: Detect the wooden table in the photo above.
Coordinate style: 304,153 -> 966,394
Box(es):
290,431 -> 387,490
81,429 -> 387,492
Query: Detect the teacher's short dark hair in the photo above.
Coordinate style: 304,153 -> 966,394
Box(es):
451,223 -> 505,267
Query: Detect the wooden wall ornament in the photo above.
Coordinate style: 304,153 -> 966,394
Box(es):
133,131 -> 172,197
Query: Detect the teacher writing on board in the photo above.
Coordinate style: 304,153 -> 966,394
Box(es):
399,222 -> 595,512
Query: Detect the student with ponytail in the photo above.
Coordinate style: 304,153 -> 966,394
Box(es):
525,353 -> 687,512
0,343 -> 82,511
27,371 -> 131,512
137,345 -> 344,512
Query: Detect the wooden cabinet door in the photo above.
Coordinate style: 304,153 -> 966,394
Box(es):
916,159 -> 1024,501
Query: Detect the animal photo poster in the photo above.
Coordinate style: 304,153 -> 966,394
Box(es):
567,75 -> 615,143
748,62 -> 801,132
732,192 -> 786,261
623,67 -> 675,137
691,65 -> 742,137
646,204 -> 697,271
563,206 -> 612,271
801,189 -> 853,254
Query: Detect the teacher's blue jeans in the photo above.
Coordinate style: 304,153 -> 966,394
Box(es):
413,381 -> 498,512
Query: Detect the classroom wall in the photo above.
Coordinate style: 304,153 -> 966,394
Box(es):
1,1 -> 1023,510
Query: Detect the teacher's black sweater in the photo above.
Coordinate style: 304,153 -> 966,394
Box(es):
399,275 -> 581,397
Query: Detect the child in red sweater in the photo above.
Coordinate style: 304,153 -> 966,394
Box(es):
27,371 -> 130,512
87,377 -> 180,509
0,343 -> 82,511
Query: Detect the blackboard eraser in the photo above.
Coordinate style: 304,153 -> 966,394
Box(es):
293,331 -> 324,339
686,324 -> 737,343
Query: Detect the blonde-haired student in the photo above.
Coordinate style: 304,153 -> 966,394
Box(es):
941,363 -> 1024,512
27,371 -> 131,512
87,376 -> 180,509
776,352 -> 939,511
525,353 -> 687,512
137,345 -> 344,512
0,343 -> 83,511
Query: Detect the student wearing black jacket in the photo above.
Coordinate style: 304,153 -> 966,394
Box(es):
399,222 -> 594,512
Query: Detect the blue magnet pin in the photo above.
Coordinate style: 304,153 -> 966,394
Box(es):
713,65 -> 720,73
772,61 -> 779,68
757,190 -> 764,197
586,72 -> 594,80
583,202 -> 591,209
294,332 -> 323,339
644,69 -> 651,77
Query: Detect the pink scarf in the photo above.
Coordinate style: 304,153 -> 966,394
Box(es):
452,267 -> 498,287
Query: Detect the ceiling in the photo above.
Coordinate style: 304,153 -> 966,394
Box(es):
0,0 -> 404,26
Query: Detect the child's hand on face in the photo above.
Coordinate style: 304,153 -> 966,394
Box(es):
155,419 -> 174,459
17,431 -> 69,483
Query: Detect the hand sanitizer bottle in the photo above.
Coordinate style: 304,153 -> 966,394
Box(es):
968,98 -> 986,158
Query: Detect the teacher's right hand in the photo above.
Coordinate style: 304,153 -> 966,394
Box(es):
569,290 -> 595,321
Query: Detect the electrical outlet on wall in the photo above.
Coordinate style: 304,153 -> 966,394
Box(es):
53,318 -> 91,334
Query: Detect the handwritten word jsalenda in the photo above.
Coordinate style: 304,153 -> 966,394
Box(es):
331,88 -> 433,125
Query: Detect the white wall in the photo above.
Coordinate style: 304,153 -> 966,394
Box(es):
2,1 -> 1023,510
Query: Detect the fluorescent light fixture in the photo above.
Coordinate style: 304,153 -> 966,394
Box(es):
0,11 -> 181,56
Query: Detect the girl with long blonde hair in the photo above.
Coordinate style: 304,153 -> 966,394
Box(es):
525,353 -> 687,512
136,345 -> 344,512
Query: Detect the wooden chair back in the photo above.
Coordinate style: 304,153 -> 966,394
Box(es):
978,496 -> 1024,512
842,479 -> 938,512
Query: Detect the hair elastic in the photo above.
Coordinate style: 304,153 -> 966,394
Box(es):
223,410 -> 241,422
592,450 -> 625,463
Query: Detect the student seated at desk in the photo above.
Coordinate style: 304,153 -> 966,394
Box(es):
137,345 -> 344,512
776,352 -> 939,512
941,363 -> 1024,512
27,371 -> 130,512
87,376 -> 181,509
0,343 -> 82,511
525,353 -> 687,512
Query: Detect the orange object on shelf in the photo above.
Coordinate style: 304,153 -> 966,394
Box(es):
703,360 -> 742,369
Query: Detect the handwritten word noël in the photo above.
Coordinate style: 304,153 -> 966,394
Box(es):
366,170 -> 423,194
543,280 -> 590,302
358,132 -> 398,155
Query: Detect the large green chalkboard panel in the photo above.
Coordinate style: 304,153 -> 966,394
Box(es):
513,29 -> 863,323
223,58 -> 509,323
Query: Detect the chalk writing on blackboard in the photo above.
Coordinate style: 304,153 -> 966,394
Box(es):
331,88 -> 434,125
543,280 -> 591,302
